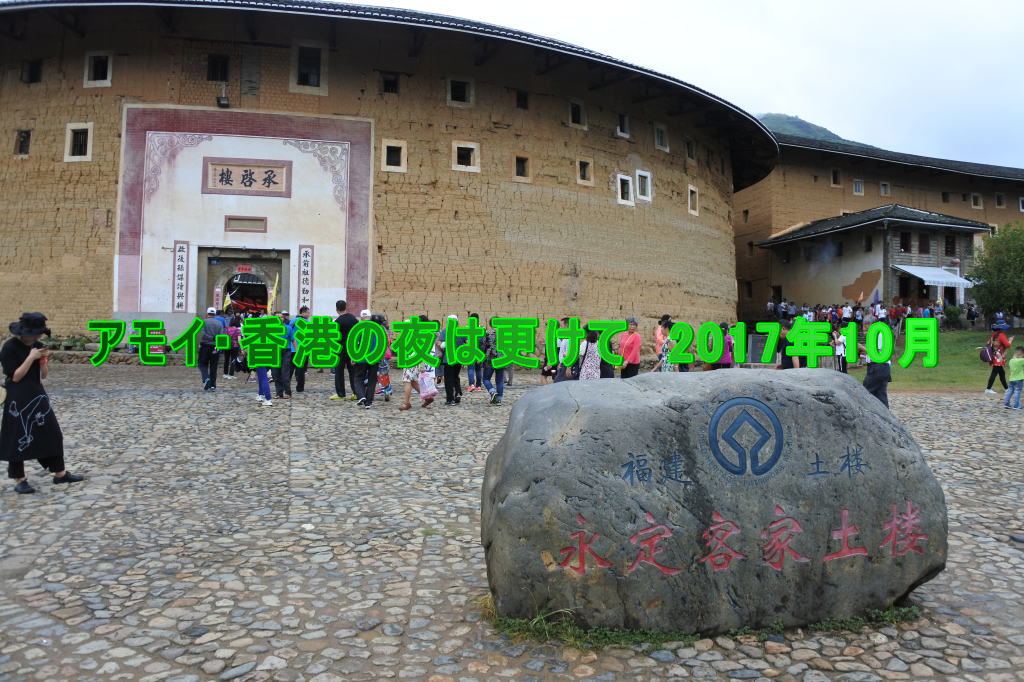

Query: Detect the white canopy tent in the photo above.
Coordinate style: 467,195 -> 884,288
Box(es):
891,264 -> 973,288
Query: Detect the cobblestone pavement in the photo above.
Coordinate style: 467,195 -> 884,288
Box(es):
0,365 -> 1021,682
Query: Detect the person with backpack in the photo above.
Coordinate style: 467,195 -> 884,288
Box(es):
577,327 -> 602,380
481,317 -> 506,405
223,316 -> 242,381
199,307 -> 225,391
981,315 -> 1014,394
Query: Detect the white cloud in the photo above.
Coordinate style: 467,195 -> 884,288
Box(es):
352,0 -> 1024,167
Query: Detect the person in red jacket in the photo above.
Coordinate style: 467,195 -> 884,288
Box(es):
983,315 -> 1014,394
619,317 -> 642,378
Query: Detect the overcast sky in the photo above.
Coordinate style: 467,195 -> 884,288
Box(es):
358,0 -> 1023,168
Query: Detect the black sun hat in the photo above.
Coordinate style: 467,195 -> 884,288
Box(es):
9,312 -> 52,337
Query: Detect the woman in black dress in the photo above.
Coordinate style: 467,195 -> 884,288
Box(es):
1,313 -> 84,494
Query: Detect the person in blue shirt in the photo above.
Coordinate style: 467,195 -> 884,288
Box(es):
287,306 -> 311,393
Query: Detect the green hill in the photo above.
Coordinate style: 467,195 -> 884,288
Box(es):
758,114 -> 875,148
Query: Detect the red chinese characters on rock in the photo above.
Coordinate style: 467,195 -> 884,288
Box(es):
627,511 -> 682,575
823,509 -> 869,562
698,511 -> 748,572
761,505 -> 810,571
549,500 -> 929,578
880,501 -> 929,557
558,514 -> 613,576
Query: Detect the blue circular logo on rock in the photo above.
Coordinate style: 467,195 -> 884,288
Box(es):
708,397 -> 784,477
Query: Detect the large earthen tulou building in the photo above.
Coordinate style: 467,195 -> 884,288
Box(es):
0,0 -> 778,336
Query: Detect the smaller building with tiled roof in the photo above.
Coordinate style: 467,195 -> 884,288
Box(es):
755,204 -> 988,310
733,132 -> 1024,320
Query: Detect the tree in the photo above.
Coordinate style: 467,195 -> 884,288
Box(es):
968,222 -> 1024,318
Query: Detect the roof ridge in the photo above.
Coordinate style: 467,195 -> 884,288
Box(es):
774,133 -> 1024,182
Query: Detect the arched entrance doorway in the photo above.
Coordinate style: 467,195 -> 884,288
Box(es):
225,272 -> 268,315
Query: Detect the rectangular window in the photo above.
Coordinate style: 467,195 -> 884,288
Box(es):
971,192 -> 983,209
747,241 -> 754,257
207,54 -> 229,82
944,235 -> 956,257
381,139 -> 407,172
514,155 -> 531,181
830,168 -> 841,186
447,77 -> 474,107
14,130 -> 31,156
224,216 -> 267,233
880,181 -> 891,196
635,170 -> 652,201
941,191 -> 950,203
451,140 -> 480,172
961,193 -> 968,202
899,232 -> 912,253
569,99 -> 587,129
380,72 -> 399,94
576,158 -> 593,186
853,179 -> 864,196
297,47 -> 321,86
616,114 -> 630,138
64,122 -> 93,162
71,129 -> 89,156
742,209 -> 749,223
1020,196 -> 1024,212
864,234 -> 873,252
290,41 -> 328,95
654,123 -> 669,152
744,281 -> 753,298
687,185 -> 699,216
616,174 -> 634,206
995,192 -> 1005,208
83,52 -> 112,87
918,233 -> 930,255
686,138 -> 697,161
515,89 -> 529,109
21,59 -> 42,84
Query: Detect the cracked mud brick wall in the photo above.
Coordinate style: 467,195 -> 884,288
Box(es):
1,7 -> 741,347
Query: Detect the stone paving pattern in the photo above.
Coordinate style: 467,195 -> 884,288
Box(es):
0,366 -> 1021,682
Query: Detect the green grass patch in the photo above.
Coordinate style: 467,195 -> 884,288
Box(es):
807,605 -> 920,633
479,594 -> 697,650
479,593 -> 919,649
727,620 -> 785,641
875,328 -> 1019,391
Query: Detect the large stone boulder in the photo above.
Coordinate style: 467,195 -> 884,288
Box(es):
481,370 -> 947,633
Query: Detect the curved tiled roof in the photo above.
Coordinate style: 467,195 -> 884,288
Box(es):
756,204 -> 993,247
0,0 -> 779,190
775,133 -> 1024,183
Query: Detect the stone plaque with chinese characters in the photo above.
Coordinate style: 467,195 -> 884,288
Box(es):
171,240 -> 189,312
297,245 -> 314,311
202,157 -> 293,198
481,370 -> 948,634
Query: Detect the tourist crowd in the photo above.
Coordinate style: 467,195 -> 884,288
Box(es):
767,299 -> 980,330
